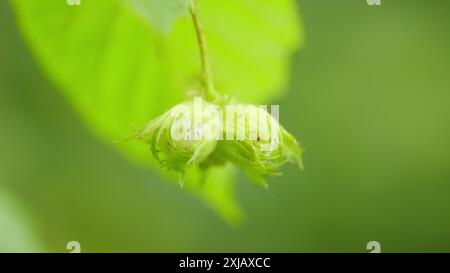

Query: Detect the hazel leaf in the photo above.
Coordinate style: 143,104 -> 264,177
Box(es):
11,0 -> 303,224
124,0 -> 192,33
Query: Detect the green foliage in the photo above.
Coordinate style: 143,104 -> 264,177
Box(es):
125,0 -> 191,32
11,0 -> 302,224
0,188 -> 43,252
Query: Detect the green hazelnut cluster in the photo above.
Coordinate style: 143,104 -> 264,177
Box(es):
135,97 -> 303,186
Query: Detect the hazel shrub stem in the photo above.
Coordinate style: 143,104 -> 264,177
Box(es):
189,0 -> 220,102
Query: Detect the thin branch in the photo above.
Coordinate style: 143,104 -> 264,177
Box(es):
189,0 -> 220,102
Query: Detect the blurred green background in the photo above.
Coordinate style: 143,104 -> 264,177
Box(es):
1,0 -> 450,252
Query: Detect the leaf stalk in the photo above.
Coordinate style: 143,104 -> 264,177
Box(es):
189,0 -> 220,102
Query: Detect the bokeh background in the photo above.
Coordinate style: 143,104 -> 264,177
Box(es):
1,0 -> 450,252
